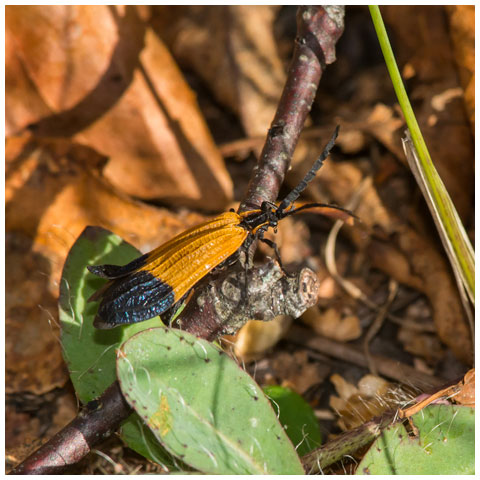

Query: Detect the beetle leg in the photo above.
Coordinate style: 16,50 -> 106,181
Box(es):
259,238 -> 294,278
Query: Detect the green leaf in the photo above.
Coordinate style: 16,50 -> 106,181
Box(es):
119,415 -> 187,471
263,385 -> 322,456
116,327 -> 305,475
59,226 -> 174,468
355,405 -> 474,475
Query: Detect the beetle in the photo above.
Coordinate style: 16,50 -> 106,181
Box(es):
88,126 -> 352,329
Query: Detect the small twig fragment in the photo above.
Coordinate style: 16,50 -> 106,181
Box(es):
9,382 -> 131,475
363,279 -> 399,376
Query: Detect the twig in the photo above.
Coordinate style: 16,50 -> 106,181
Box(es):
239,6 -> 344,212
10,382 -> 131,474
363,279 -> 398,376
176,260 -> 319,340
11,6 -> 345,474
179,5 -> 345,343
301,411 -> 396,474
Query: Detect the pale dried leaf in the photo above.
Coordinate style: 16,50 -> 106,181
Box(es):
153,5 -> 286,137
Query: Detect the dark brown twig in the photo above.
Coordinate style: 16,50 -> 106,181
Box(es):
240,5 -> 344,212
10,382 -> 131,474
11,7 -> 345,474
363,279 -> 399,376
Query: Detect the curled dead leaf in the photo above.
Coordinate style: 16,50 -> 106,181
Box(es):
302,306 -> 361,342
6,5 -> 233,210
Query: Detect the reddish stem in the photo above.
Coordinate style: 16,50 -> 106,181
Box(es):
10,382 -> 131,474
240,5 -> 344,211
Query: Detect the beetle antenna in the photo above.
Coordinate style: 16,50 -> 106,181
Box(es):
282,202 -> 357,221
277,125 -> 340,216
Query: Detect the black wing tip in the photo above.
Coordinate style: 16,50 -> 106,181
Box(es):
87,254 -> 149,280
87,264 -> 112,278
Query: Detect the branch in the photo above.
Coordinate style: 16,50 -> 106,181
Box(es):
10,382 -> 131,474
177,260 -> 320,340
240,5 -> 344,212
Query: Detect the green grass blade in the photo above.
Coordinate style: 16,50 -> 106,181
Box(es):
368,6 -> 474,309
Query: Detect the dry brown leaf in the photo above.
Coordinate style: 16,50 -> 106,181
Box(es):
6,5 -> 137,121
153,5 -> 286,137
329,373 -> 396,431
454,368 -> 474,407
6,5 -> 233,210
408,83 -> 473,220
233,316 -> 293,362
397,326 -> 444,366
317,160 -> 395,236
446,6 -> 474,133
316,275 -> 337,300
335,127 -> 368,155
382,6 -> 454,83
5,24 -> 51,133
81,27 -> 233,209
363,104 -> 405,160
381,5 -> 474,221
6,135 -> 207,280
302,306 -> 361,342
271,351 -> 329,395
